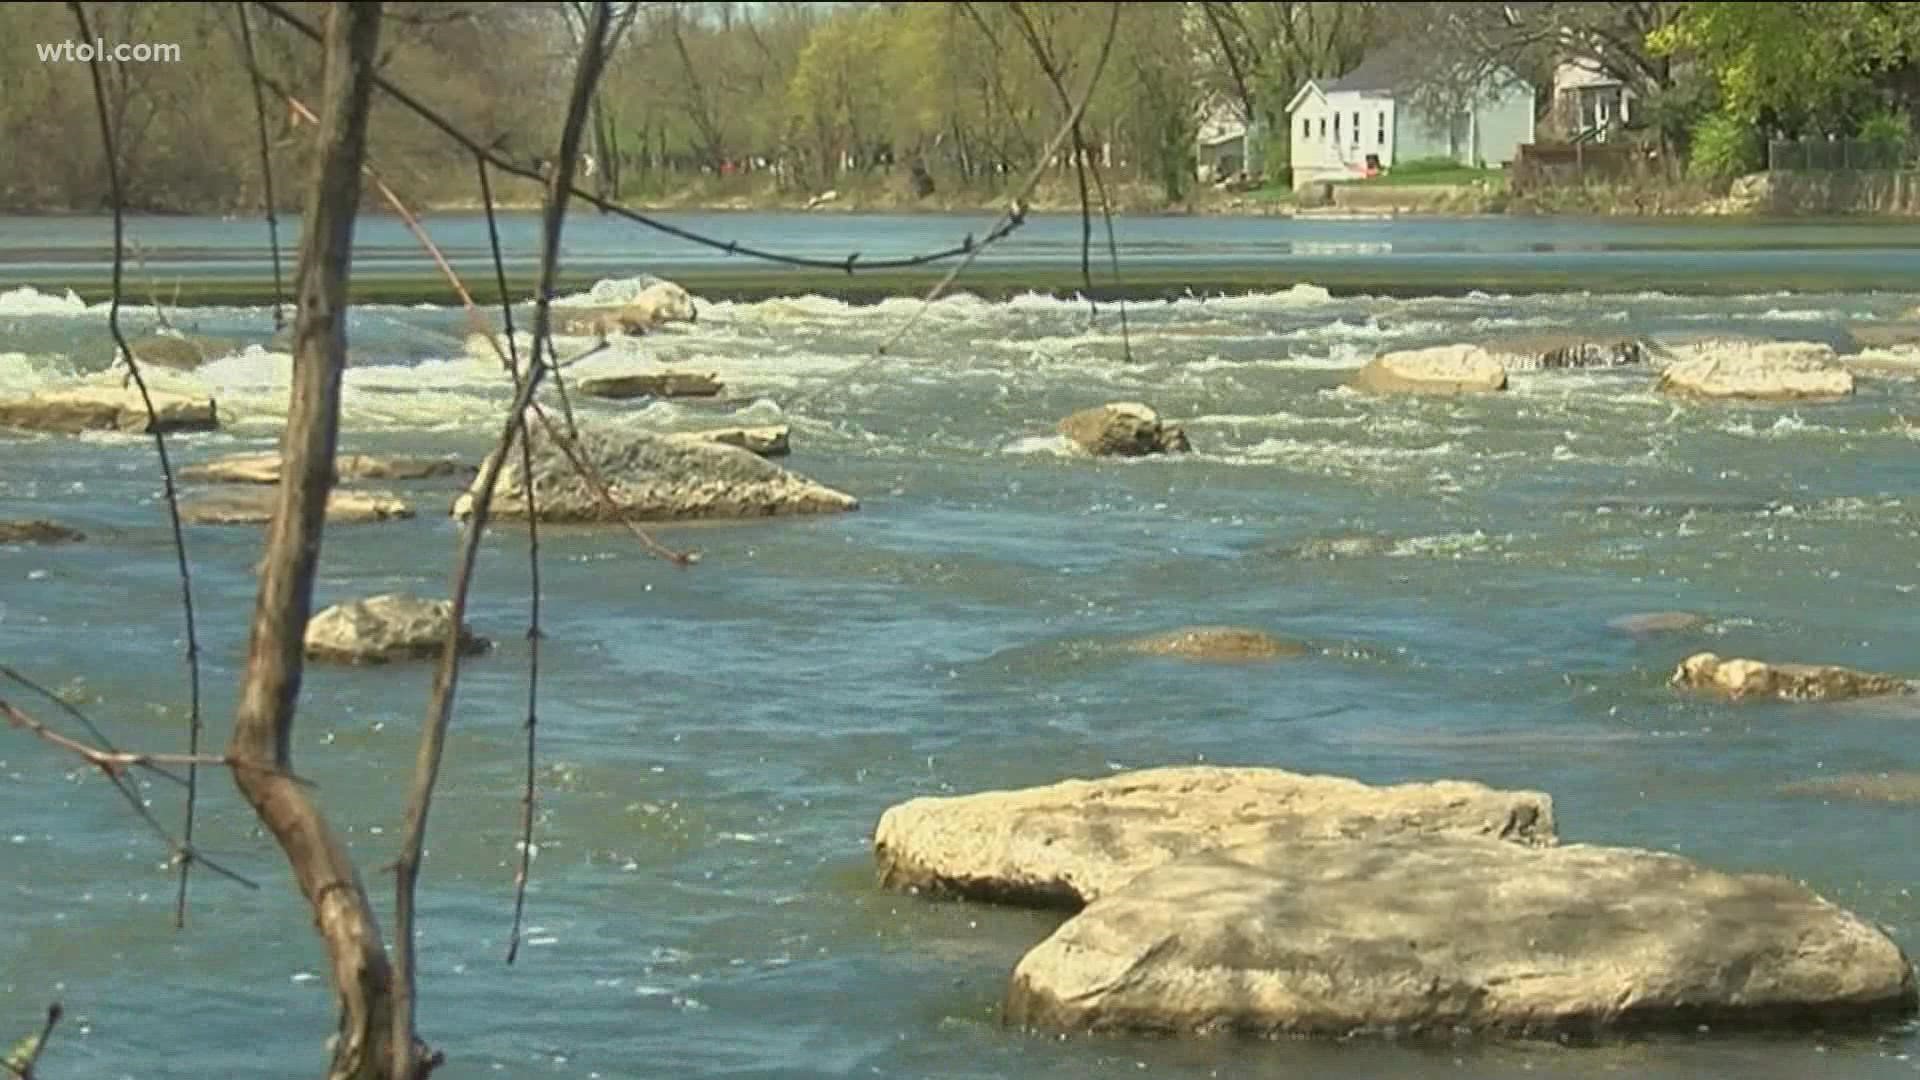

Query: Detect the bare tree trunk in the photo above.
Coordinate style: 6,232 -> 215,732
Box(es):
225,6 -> 400,1080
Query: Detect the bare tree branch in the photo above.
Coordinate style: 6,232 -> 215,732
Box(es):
68,0 -> 208,932
224,6 -> 411,1078
255,1 -> 1029,275
390,4 -> 613,1069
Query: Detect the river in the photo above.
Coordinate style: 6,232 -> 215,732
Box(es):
3,212 -> 1920,1078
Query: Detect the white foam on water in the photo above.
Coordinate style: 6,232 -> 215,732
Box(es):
0,286 -> 86,316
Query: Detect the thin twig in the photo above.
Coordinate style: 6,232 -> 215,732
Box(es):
2,699 -> 240,775
69,0 -> 208,929
871,2 -> 1122,359
2,1002 -> 61,1080
482,154 -> 545,966
234,1 -> 287,331
1003,1 -> 1134,362
0,664 -> 188,789
391,5 -> 612,1067
2,697 -> 258,890
253,0 -> 1029,275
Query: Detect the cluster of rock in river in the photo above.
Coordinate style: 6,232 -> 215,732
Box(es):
873,765 -> 1917,1039
7,295 -> 1920,1043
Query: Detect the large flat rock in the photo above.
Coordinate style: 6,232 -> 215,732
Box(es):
1006,836 -> 1917,1038
874,766 -> 1554,909
1658,342 -> 1854,401
179,452 -> 475,485
451,423 -> 855,523
1120,626 -> 1308,662
1352,345 -> 1508,396
577,372 -> 723,400
0,388 -> 218,435
181,488 -> 415,526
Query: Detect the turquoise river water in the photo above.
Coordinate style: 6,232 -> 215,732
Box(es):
4,212 -> 1920,1078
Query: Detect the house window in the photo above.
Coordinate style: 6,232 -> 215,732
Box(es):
1377,110 -> 1387,146
1352,111 -> 1361,145
1318,117 -> 1326,140
1302,117 -> 1311,140
1333,113 -> 1340,141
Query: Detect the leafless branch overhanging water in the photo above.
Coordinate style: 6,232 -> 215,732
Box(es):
1000,1 -> 1133,361
253,0 -> 1033,275
390,3 -> 614,1067
234,1 -> 288,330
67,0 -> 209,931
869,1 -> 1123,361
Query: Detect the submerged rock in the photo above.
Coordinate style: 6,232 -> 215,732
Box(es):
0,519 -> 84,544
304,593 -> 488,664
1672,652 -> 1908,702
873,765 -> 1554,909
1658,342 -> 1854,402
1485,333 -> 1647,372
451,423 -> 855,523
1846,323 -> 1920,353
126,334 -> 238,371
180,452 -> 474,485
1057,402 -> 1192,456
1781,772 -> 1920,804
1278,532 -> 1396,560
1120,626 -> 1308,662
0,387 -> 218,435
577,372 -> 723,400
1352,345 -> 1508,396
181,489 -> 415,526
1005,835 -> 1917,1038
667,425 -> 790,457
1607,611 -> 1709,636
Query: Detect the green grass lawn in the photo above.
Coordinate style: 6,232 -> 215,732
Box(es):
1338,157 -> 1506,187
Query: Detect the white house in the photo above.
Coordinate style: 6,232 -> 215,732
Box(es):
1286,51 -> 1536,184
1552,59 -> 1632,141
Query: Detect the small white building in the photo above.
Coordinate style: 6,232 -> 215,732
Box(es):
1552,59 -> 1632,141
1286,51 -> 1536,184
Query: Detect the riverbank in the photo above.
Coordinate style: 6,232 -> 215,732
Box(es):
17,253 -> 1920,308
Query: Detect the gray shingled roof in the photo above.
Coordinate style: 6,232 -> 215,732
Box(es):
1317,47 -> 1419,95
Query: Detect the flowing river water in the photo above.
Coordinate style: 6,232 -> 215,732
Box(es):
4,213 -> 1920,1078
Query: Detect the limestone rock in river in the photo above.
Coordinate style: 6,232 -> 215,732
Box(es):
304,593 -> 488,664
1781,772 -> 1920,804
1057,402 -> 1192,456
181,488 -> 414,526
127,334 -> 238,371
1607,611 -> 1708,636
451,424 -> 855,523
0,520 -> 84,543
873,765 -> 1555,909
1120,626 -> 1308,662
666,425 -> 790,457
559,280 -> 698,337
0,388 -> 218,435
1005,835 -> 1917,1038
1657,342 -> 1854,402
1672,651 -> 1908,702
1845,323 -> 1920,353
1351,345 -> 1508,396
1484,333 -> 1647,372
179,452 -> 475,485
577,372 -> 723,400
